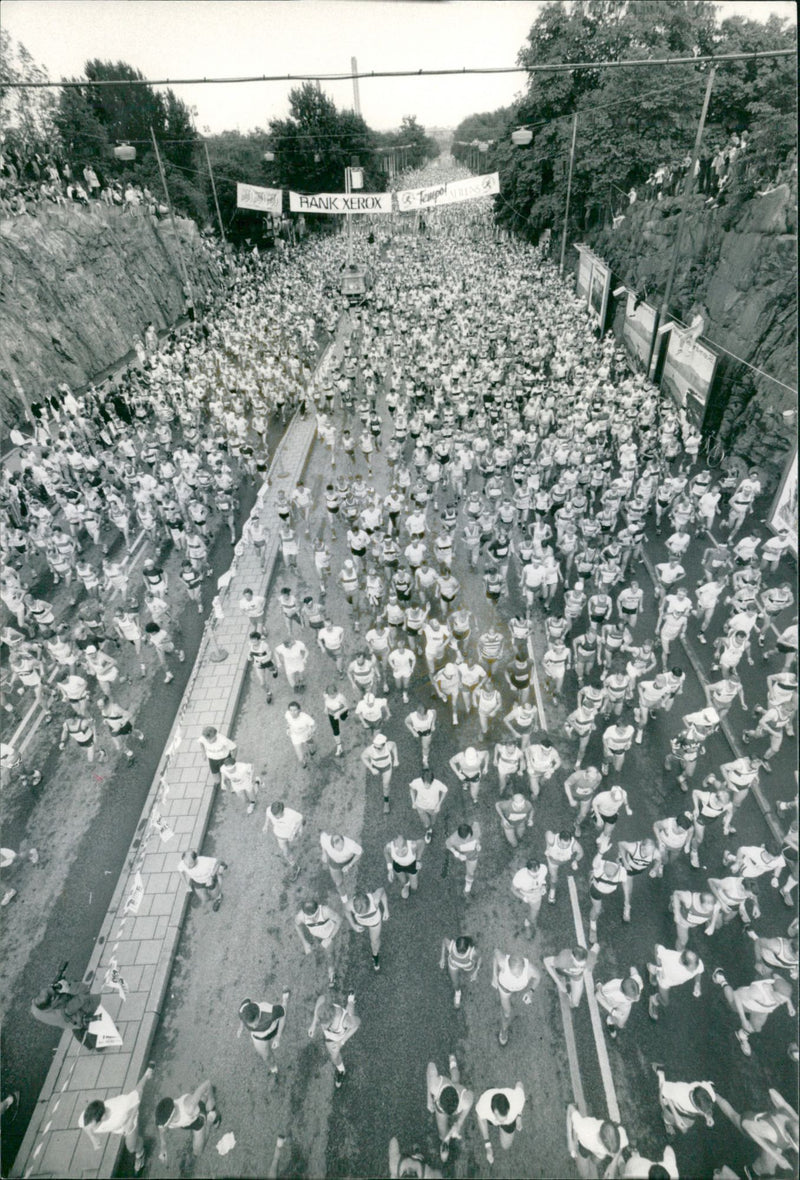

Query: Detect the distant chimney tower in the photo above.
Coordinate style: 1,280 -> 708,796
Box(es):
351,57 -> 361,116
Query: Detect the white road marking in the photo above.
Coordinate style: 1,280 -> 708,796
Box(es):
527,630 -> 548,733
567,875 -> 621,1124
558,988 -> 589,1117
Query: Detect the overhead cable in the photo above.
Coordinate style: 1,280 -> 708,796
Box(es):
3,47 -> 795,89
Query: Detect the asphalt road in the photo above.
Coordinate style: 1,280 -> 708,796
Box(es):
4,248 -> 795,1180
135,298 -> 797,1180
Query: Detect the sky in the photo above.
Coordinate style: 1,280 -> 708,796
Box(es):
2,0 -> 796,135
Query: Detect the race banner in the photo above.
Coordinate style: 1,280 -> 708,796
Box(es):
397,172 -> 499,211
236,183 -> 283,214
289,191 -> 393,214
444,172 -> 500,205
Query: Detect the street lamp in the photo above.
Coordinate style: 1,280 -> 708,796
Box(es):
511,127 -> 532,146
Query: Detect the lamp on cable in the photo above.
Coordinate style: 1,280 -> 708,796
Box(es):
511,128 -> 533,146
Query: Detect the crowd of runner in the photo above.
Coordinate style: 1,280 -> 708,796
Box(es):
0,235 -> 338,878
2,162 -> 797,1178
201,185 -> 796,1177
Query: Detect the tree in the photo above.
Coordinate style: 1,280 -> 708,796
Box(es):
203,130 -> 278,244
376,115 -> 440,171
52,58 -> 206,218
269,82 -> 384,197
83,59 -> 166,146
53,84 -> 109,174
162,90 -> 198,172
0,32 -> 58,169
469,1 -> 796,243
451,108 -> 513,168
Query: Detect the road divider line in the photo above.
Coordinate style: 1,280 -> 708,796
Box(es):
527,629 -> 548,733
558,988 -> 589,1116
567,875 -> 621,1124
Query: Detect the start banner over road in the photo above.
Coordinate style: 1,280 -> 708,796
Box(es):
236,183 -> 283,214
398,172 -> 499,211
287,173 -> 500,215
289,191 -> 394,214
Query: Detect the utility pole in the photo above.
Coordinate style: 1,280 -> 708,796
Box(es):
647,67 -> 716,374
345,166 -> 353,266
203,140 -> 226,246
559,113 -> 578,277
150,126 -> 196,312
351,56 -> 361,116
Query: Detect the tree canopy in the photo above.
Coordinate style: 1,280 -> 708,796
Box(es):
267,82 -> 384,196
458,1 -> 796,242
0,30 -> 58,165
376,115 -> 440,170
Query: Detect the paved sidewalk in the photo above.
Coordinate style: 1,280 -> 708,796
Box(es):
11,351 -> 333,1178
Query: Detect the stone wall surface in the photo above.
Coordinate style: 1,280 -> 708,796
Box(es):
592,185 -> 797,474
0,206 -> 220,431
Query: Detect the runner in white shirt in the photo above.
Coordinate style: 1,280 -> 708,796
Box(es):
295,901 -> 342,987
647,945 -> 704,1019
355,691 -> 391,733
510,858 -> 548,934
594,967 -> 644,1037
284,702 -> 317,767
197,726 -> 236,787
79,1065 -> 154,1171
320,831 -> 362,900
238,587 -> 266,625
524,738 -> 562,799
318,619 -> 346,676
432,661 -> 461,726
275,638 -> 309,689
657,588 -> 693,666
426,1057 -> 474,1165
263,800 -> 304,877
388,642 -> 416,702
219,756 -> 260,814
405,704 -> 437,769
346,888 -> 390,971
694,576 -> 727,642
652,1067 -> 715,1135
566,1104 -> 628,1177
475,1083 -> 526,1163
409,769 -> 448,842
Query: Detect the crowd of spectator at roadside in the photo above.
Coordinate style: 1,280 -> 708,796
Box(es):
617,129 -> 797,225
0,148 -> 162,219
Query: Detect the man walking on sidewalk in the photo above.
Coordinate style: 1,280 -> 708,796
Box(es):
79,1064 -> 153,1174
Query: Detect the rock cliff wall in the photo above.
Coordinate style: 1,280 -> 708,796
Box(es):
0,206 -> 221,433
591,185 -> 797,477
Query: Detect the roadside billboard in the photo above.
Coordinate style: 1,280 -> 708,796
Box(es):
769,444 -> 798,556
576,245 -> 593,302
588,259 -> 611,328
621,292 -> 657,370
660,328 -> 718,416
